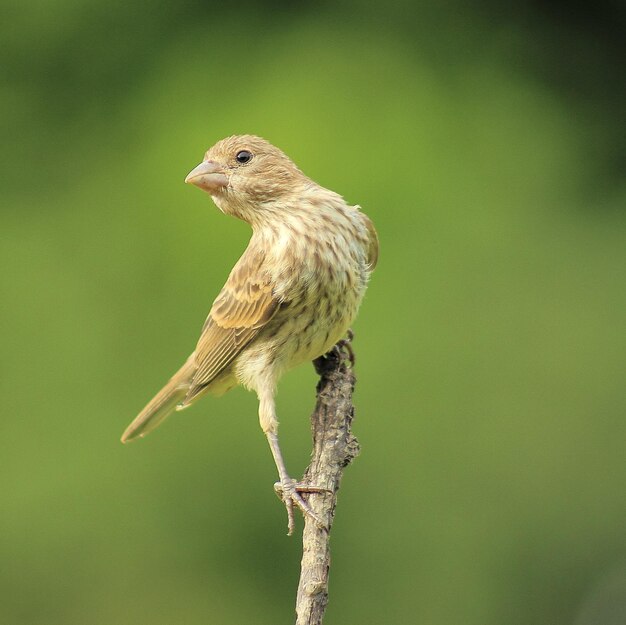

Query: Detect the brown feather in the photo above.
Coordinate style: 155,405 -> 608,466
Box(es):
121,354 -> 196,442
183,250 -> 279,403
362,213 -> 380,270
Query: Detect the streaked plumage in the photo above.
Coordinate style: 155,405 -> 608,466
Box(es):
122,135 -> 378,533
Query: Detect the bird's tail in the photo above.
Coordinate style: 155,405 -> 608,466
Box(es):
121,354 -> 196,443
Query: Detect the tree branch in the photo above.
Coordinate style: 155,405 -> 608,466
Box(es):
294,333 -> 360,625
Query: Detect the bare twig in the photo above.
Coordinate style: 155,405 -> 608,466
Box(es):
294,333 -> 360,625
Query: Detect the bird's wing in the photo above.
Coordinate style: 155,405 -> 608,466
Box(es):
362,213 -> 379,270
183,252 -> 279,404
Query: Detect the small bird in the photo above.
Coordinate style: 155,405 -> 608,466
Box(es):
121,135 -> 378,534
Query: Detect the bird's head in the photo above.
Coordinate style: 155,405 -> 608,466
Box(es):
185,135 -> 308,223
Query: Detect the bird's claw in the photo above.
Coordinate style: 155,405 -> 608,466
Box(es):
332,329 -> 355,367
273,479 -> 329,535
313,330 -> 355,375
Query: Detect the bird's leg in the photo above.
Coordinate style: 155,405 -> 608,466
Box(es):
265,432 -> 327,535
260,392 -> 327,535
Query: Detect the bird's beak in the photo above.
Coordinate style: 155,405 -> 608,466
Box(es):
185,160 -> 229,193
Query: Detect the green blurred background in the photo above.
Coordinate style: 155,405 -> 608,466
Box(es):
2,2 -> 625,624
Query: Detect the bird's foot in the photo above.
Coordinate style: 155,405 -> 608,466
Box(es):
335,328 -> 355,366
313,329 -> 355,375
273,478 -> 330,536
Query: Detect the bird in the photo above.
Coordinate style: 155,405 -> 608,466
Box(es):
121,135 -> 378,534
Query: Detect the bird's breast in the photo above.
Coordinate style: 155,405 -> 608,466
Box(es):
234,209 -> 371,391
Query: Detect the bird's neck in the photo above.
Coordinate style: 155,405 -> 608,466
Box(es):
249,191 -> 358,267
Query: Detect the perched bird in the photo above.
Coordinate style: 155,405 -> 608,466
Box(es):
121,135 -> 378,534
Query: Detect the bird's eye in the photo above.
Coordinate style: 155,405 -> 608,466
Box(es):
236,150 -> 253,164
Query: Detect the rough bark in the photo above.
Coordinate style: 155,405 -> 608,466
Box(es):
294,335 -> 360,625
